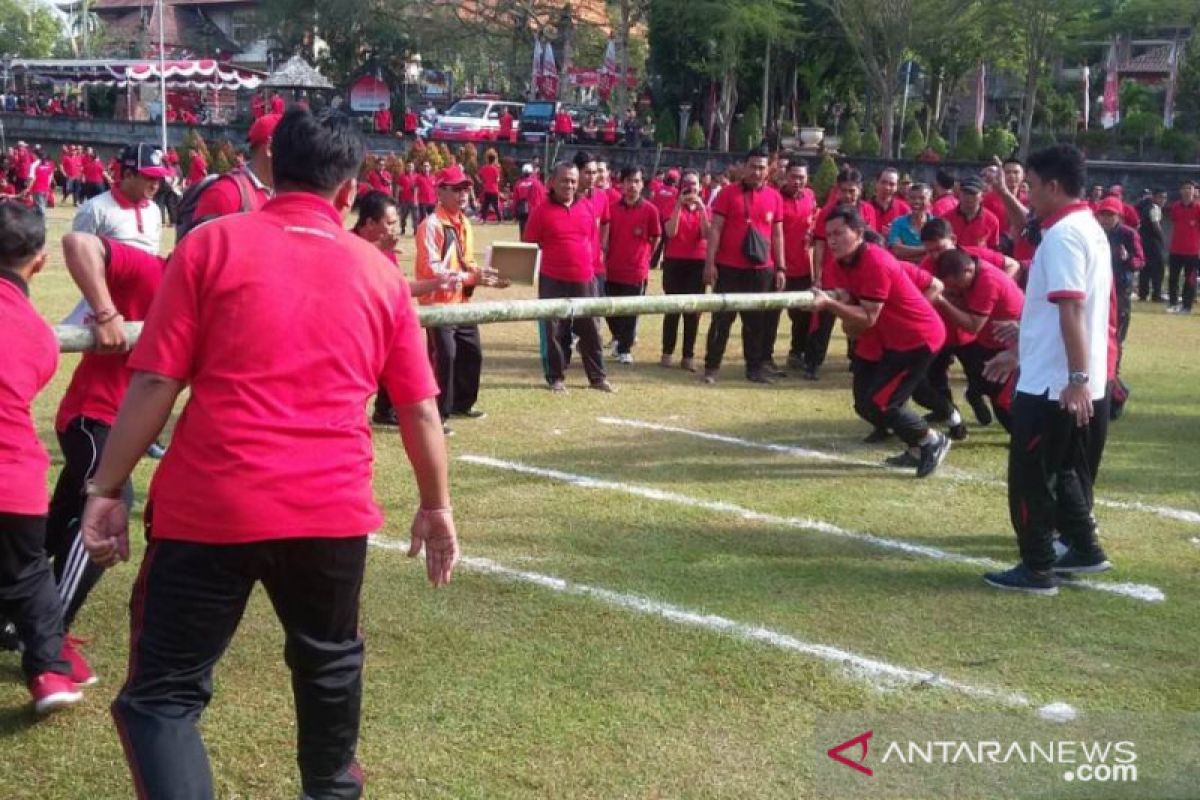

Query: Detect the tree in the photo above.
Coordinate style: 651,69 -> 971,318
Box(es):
811,154 -> 839,205
655,108 -> 678,146
0,0 -> 63,58
861,126 -> 882,158
612,0 -> 651,119
954,126 -> 982,161
902,125 -> 927,158
841,119 -> 862,155
981,125 -> 1018,159
685,121 -> 707,149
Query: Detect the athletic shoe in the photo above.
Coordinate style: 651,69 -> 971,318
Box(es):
61,635 -> 97,686
659,354 -> 673,368
862,428 -> 892,444
983,564 -> 1060,596
884,449 -> 920,468
701,369 -> 718,385
745,370 -> 774,385
0,620 -> 19,652
965,390 -> 993,426
29,672 -> 83,715
617,352 -> 634,365
680,357 -> 697,373
451,409 -> 487,420
916,432 -> 951,478
549,380 -> 567,393
786,354 -> 807,370
146,441 -> 167,459
1167,305 -> 1192,314
442,423 -> 455,438
801,367 -> 818,381
764,360 -> 787,378
948,423 -> 969,442
922,410 -> 950,424
1052,547 -> 1113,574
589,380 -> 617,393
371,410 -> 399,426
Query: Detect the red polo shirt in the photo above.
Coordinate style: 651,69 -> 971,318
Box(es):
869,196 -> 911,235
0,273 -> 58,515
193,169 -> 271,220
931,193 -> 958,217
498,112 -> 514,137
605,199 -> 662,284
1168,201 -> 1200,255
395,174 -> 414,202
711,182 -> 784,269
554,112 -> 574,135
479,164 -> 501,194
403,111 -> 418,133
839,243 -> 946,353
956,261 -> 1025,350
781,188 -> 816,278
32,161 -> 55,193
513,177 -> 546,213
62,154 -> 82,178
584,188 -> 610,276
82,157 -> 106,183
948,206 -> 1001,248
982,191 -> 1012,228
414,174 -> 437,205
651,185 -> 679,222
523,195 -> 597,283
855,260 -> 934,362
917,244 -> 1007,276
127,192 -> 437,543
374,109 -> 392,133
664,204 -> 709,261
56,240 -> 167,432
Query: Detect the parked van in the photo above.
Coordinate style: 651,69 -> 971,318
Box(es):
430,97 -> 524,141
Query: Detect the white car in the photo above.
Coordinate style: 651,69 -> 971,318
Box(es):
431,99 -> 523,142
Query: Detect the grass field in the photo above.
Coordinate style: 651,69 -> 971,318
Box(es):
2,205 -> 1198,799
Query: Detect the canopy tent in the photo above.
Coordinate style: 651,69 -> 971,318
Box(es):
263,55 -> 333,90
8,59 -> 265,90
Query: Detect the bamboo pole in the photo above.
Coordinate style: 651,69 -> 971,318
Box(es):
55,292 -> 815,353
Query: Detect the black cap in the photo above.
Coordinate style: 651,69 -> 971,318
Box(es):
118,143 -> 172,178
960,176 -> 985,194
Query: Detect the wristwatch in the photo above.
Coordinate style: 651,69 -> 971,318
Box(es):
85,480 -> 122,499
1068,371 -> 1089,386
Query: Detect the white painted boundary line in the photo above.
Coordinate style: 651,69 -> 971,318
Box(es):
368,536 -> 1077,721
459,455 -> 1165,603
597,416 -> 1200,527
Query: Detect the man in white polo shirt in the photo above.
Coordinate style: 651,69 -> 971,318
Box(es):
983,144 -> 1112,596
71,143 -> 169,255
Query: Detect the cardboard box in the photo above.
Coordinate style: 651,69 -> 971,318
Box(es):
487,242 -> 541,286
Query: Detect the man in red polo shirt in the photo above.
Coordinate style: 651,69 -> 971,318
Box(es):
660,169 -> 710,371
512,163 -> 545,236
498,106 -> 515,142
413,161 -> 437,224
931,170 -> 959,217
1166,180 -> 1200,313
762,161 -> 816,371
403,107 -> 419,137
869,167 -> 910,237
523,161 -> 613,393
394,161 -> 416,234
61,144 -> 83,206
554,107 -> 575,141
983,158 -> 1028,244
702,143 -> 787,384
477,151 -> 503,224
948,176 -> 1001,248
0,204 -> 84,715
812,205 -> 952,478
184,113 -> 280,235
80,108 -> 455,800
604,166 -> 662,364
81,148 -> 107,200
374,103 -> 392,134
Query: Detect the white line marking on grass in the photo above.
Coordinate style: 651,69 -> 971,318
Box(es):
597,417 -> 1200,526
368,536 -> 1076,720
459,455 -> 1165,604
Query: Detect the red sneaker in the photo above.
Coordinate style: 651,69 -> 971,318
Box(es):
29,672 -> 83,715
62,634 -> 97,686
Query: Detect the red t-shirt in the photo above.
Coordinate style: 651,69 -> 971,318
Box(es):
513,177 -> 546,213
61,154 -> 82,178
270,95 -> 284,115
478,164 -> 501,194
403,111 -> 418,133
366,169 -> 392,194
56,241 -> 167,432
395,174 -> 414,202
664,204 -> 709,261
651,186 -> 679,222
127,193 -> 437,543
82,157 -> 106,183
374,109 -> 392,132
813,200 -> 880,288
414,174 -> 437,205
554,112 -> 574,135
917,244 -> 1007,276
711,182 -> 784,269
982,191 -> 1009,229
32,161 -> 55,193
584,188 -> 610,276
193,171 -> 271,220
1168,201 -> 1200,255
956,262 -> 1025,350
188,156 -> 209,183
839,243 -> 946,353
855,261 -> 933,362
605,199 -> 662,284
781,188 -> 816,278
931,193 -> 959,217
947,206 -> 1001,248
869,196 -> 911,235
522,196 -> 597,283
498,113 -> 514,136
0,274 -> 58,515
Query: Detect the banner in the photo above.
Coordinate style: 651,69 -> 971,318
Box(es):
974,62 -> 986,134
349,74 -> 390,112
1082,65 -> 1090,129
1164,41 -> 1179,129
1101,41 -> 1120,130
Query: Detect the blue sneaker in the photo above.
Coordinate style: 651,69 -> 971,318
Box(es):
983,564 -> 1060,596
146,442 -> 167,459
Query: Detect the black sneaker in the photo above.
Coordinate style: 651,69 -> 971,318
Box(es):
965,390 -> 993,426
801,367 -> 819,381
884,449 -> 920,468
786,354 -> 807,370
452,409 -> 488,420
862,427 -> 892,444
983,564 -> 1060,596
371,411 -> 399,426
746,371 -> 774,385
922,410 -> 950,424
764,360 -> 787,378
948,422 -> 969,442
1052,547 -> 1113,574
916,432 -> 951,478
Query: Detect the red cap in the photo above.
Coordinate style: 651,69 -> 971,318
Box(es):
666,168 -> 681,181
248,113 -> 282,147
435,165 -> 472,188
1097,197 -> 1124,216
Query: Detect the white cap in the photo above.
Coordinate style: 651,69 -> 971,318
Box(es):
522,164 -> 534,175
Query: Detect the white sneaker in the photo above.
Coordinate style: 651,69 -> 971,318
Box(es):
617,352 -> 634,364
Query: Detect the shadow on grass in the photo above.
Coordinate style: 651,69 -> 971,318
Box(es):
0,704 -> 37,739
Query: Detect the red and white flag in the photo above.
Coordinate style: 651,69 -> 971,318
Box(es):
532,37 -> 544,97
974,62 -> 986,134
1164,41 -> 1179,129
600,37 -> 617,101
1101,41 -> 1120,129
1082,65 -> 1091,129
541,41 -> 558,99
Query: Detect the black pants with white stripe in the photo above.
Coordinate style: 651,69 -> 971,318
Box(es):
46,416 -> 132,630
0,513 -> 71,678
